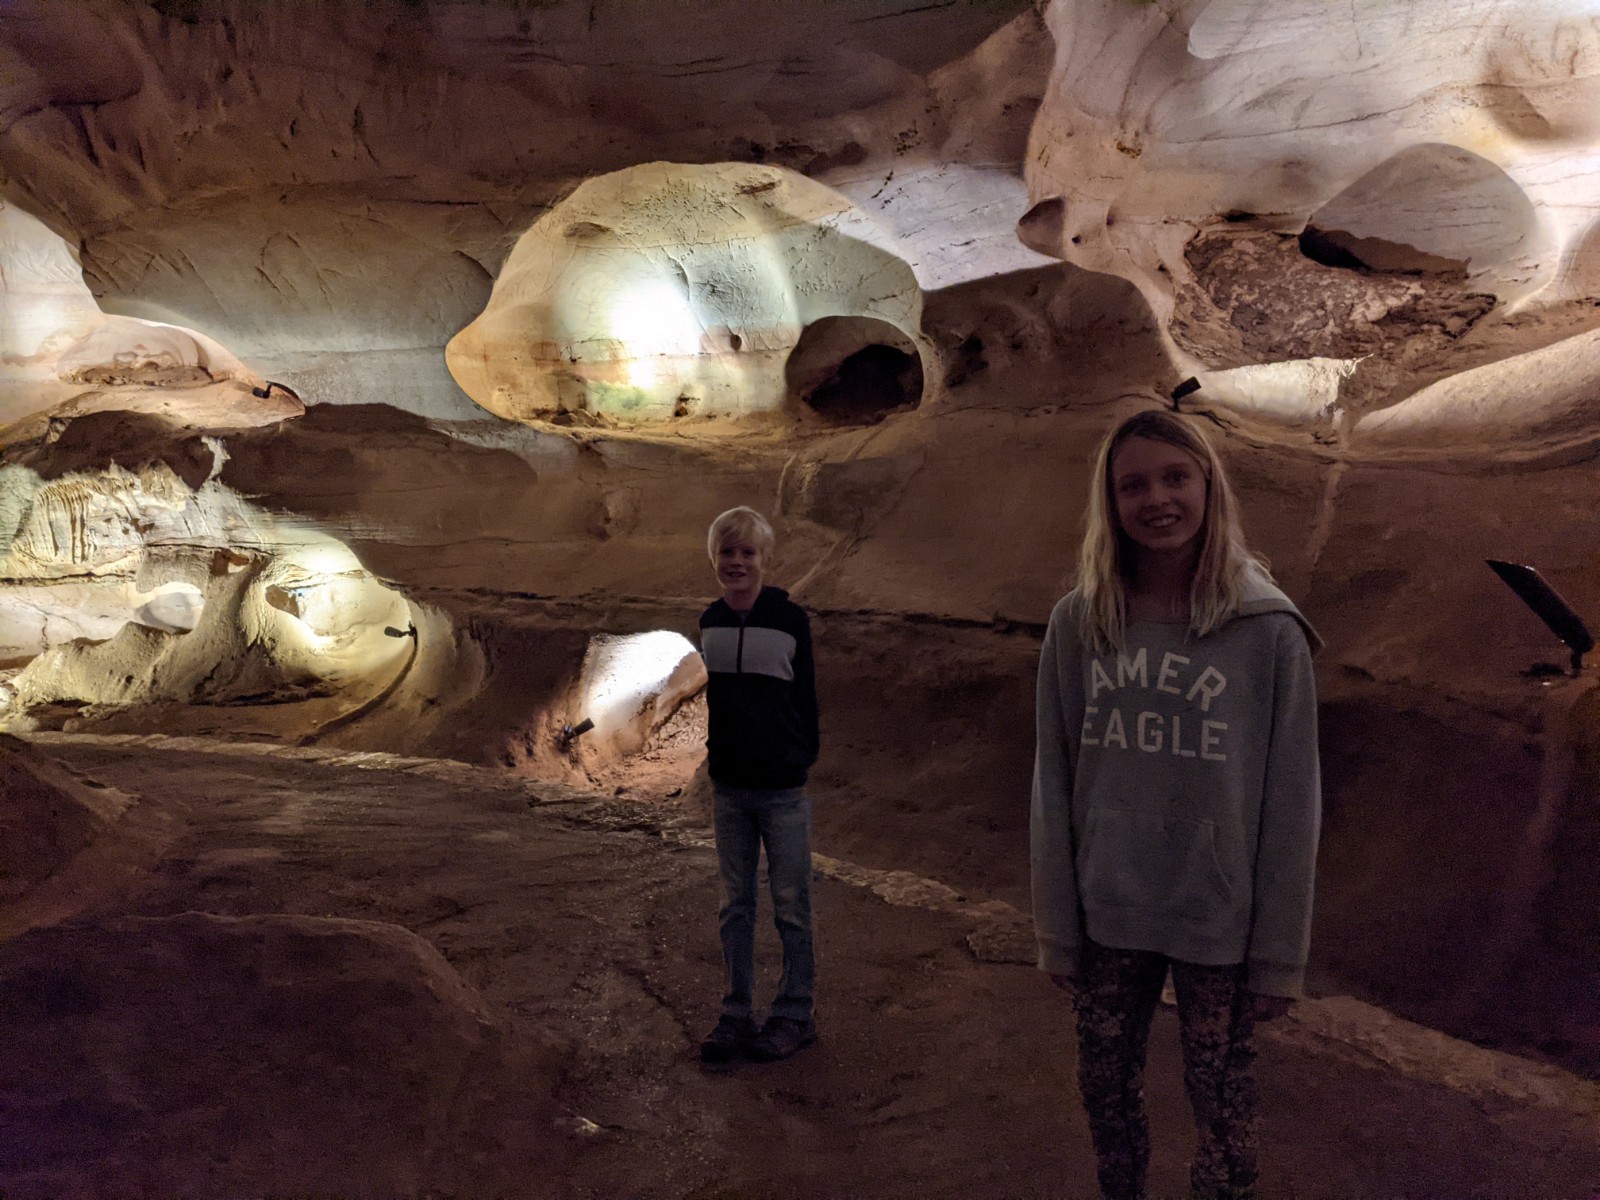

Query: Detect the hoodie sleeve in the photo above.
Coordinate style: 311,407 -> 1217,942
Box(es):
1031,600 -> 1085,979
1246,615 -> 1322,997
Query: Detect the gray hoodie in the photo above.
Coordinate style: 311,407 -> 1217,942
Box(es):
1030,566 -> 1322,997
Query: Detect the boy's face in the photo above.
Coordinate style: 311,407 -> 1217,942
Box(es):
715,538 -> 764,601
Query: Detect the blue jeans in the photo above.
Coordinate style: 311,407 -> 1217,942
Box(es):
712,782 -> 815,1023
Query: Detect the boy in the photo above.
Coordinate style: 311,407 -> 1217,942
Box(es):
697,506 -> 821,1064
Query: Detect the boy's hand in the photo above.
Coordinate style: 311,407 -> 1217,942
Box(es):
1049,973 -> 1078,996
1250,992 -> 1293,1022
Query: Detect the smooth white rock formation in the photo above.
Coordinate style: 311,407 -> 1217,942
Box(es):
573,630 -> 706,759
0,201 -> 266,428
1193,358 -> 1361,426
1026,0 -> 1600,327
1355,324 -> 1600,452
0,580 -> 204,666
447,161 -> 933,424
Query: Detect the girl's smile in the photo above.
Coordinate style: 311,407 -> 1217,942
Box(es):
1111,436 -> 1208,558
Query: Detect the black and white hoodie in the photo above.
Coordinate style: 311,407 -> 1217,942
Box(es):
698,585 -> 820,789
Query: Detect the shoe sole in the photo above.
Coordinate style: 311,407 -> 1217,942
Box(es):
746,1032 -> 818,1063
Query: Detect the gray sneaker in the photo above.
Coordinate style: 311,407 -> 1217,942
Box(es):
746,1016 -> 818,1062
699,1014 -> 756,1064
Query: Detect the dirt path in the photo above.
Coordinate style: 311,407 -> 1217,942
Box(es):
3,738 -> 1597,1200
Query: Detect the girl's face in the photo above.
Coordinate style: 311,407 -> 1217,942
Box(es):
1110,435 -> 1208,560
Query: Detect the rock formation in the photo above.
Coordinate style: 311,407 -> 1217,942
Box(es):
448,162 -> 932,425
1023,0 -> 1600,440
0,732 -> 131,899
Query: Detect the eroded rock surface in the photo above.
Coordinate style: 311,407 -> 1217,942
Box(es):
0,732 -> 131,898
1,737 -> 1594,1200
0,908 -> 565,1200
0,8 -> 1597,1194
1023,0 -> 1600,434
0,0 -> 1044,420
447,162 -> 932,426
0,201 -> 270,428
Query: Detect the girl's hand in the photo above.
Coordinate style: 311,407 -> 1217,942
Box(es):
1250,993 -> 1294,1022
1049,973 -> 1078,995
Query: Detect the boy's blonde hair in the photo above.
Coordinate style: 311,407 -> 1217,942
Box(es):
706,506 -> 775,562
1076,409 -> 1267,653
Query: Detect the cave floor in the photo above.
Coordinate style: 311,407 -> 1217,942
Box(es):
3,736 -> 1597,1200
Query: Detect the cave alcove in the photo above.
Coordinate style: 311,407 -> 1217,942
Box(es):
785,315 -> 925,424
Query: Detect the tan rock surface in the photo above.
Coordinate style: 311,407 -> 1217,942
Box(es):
0,736 -> 1594,1200
0,906 -> 566,1200
447,162 -> 933,425
0,731 -> 131,898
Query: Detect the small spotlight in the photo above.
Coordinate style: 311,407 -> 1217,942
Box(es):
251,380 -> 302,402
384,623 -> 418,640
1170,377 -> 1201,409
558,717 -> 596,749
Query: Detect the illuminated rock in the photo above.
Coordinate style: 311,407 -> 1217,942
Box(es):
0,200 -> 354,727
447,162 -> 933,425
0,444 -> 413,727
1354,324 -> 1600,453
1190,358 -> 1361,427
0,200 -> 284,430
570,630 -> 705,760
0,1 -> 1041,419
0,580 -> 205,666
1024,0 -> 1600,371
0,202 -> 102,371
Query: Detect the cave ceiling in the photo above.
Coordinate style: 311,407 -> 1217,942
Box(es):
3,0 -> 1598,441
0,0 -> 1049,422
2,0 -> 1600,729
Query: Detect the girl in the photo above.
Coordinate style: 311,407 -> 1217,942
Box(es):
1031,410 -> 1321,1200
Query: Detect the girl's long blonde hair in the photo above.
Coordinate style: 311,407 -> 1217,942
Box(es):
1075,409 -> 1267,653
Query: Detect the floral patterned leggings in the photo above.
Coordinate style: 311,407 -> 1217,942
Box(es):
1073,940 -> 1260,1200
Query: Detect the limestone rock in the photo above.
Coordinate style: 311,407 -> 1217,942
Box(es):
1029,0 -> 1600,304
447,161 -> 933,425
0,732 -> 131,899
1025,0 -> 1600,390
0,0 -> 1039,420
0,201 -> 271,429
0,427 -> 417,730
0,911 -> 564,1198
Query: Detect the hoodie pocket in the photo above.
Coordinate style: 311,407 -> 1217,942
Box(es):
1078,807 -> 1234,924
